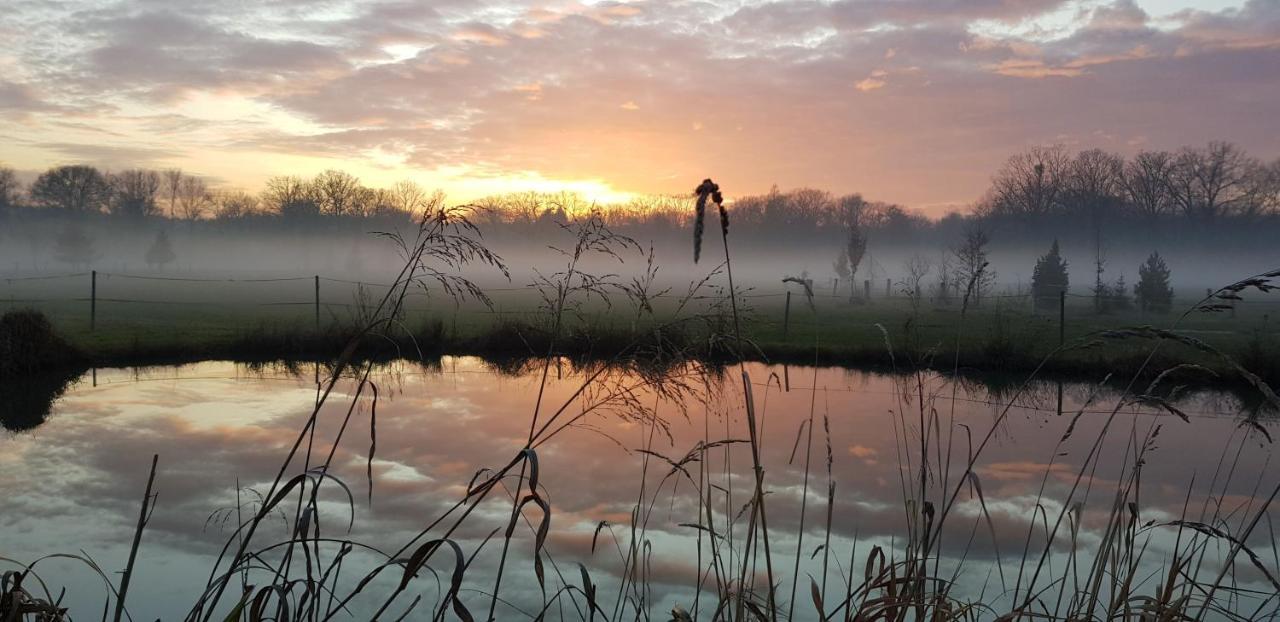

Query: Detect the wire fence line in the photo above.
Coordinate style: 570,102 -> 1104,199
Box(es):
3,269 -> 1276,333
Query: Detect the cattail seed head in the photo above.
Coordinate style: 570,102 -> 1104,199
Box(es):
693,178 -> 721,263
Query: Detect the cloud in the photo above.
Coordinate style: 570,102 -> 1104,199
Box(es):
39,142 -> 182,166
0,0 -> 1277,210
0,81 -> 47,111
855,69 -> 889,91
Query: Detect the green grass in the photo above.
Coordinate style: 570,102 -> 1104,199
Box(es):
10,289 -> 1277,389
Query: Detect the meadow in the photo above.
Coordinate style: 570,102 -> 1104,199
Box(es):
5,271 -> 1277,391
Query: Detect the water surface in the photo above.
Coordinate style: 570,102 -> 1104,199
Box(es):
1,359 -> 1275,620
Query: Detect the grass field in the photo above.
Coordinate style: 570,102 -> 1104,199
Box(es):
8,276 -> 1277,388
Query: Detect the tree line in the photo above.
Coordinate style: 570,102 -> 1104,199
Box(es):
0,166 -> 445,221
2,141 -> 1275,228
981,141 -> 1279,223
2,140 -> 1277,273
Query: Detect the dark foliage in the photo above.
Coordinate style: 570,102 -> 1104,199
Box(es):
1031,239 -> 1069,310
1135,252 -> 1175,313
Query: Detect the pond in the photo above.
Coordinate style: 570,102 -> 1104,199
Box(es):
1,358 -> 1276,620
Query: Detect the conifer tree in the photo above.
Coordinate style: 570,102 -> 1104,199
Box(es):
1134,251 -> 1174,313
1031,239 -> 1069,311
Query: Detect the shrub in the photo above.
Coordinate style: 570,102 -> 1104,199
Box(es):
0,309 -> 82,375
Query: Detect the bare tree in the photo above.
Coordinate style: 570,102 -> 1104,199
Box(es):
1168,141 -> 1257,221
30,165 -> 111,212
1066,149 -> 1125,208
214,191 -> 258,219
897,254 -> 932,313
933,252 -> 954,305
108,169 -> 162,218
988,145 -> 1070,217
839,194 -> 868,300
314,169 -> 362,216
1122,150 -> 1174,221
1258,158 -> 1280,216
953,225 -> 995,307
1240,158 -> 1280,219
788,188 -> 834,226
163,169 -> 183,218
391,180 -> 444,216
176,176 -> 212,220
263,176 -> 319,218
0,166 -> 20,210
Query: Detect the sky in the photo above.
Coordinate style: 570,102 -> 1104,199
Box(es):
1,0 -> 1278,215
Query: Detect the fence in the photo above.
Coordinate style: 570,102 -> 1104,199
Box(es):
3,270 -> 1275,336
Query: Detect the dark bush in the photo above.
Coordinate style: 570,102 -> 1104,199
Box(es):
0,309 -> 83,375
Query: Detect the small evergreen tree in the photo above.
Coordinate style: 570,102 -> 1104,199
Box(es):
1134,252 -> 1174,313
1031,239 -> 1069,311
1091,275 -> 1133,314
54,222 -> 97,267
1108,275 -> 1132,312
145,229 -> 176,270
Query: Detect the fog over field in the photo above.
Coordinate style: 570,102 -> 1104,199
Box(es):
4,141 -> 1279,300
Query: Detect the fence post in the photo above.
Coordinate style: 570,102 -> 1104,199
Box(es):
864,279 -> 871,301
832,278 -> 838,298
1059,290 -> 1066,346
90,270 -> 97,331
783,291 -> 792,341
314,275 -> 320,330
885,278 -> 891,299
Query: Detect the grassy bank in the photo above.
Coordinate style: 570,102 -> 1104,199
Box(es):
12,289 -> 1277,389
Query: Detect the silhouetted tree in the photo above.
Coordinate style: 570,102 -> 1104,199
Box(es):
1168,142 -> 1256,221
214,190 -> 258,219
108,169 -> 162,218
933,253 -> 953,305
954,225 -> 995,306
314,169 -> 362,216
390,180 -> 442,216
1122,151 -> 1174,221
264,176 -> 320,218
0,166 -> 19,210
176,176 -> 212,220
54,222 -> 97,267
840,195 -> 868,300
1134,252 -> 1174,314
832,248 -> 850,293
898,254 -> 931,313
1242,158 -> 1280,219
30,165 -> 110,212
144,230 -> 176,269
1263,159 -> 1280,214
988,145 -> 1069,217
1031,239 -> 1069,311
163,169 -> 183,218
